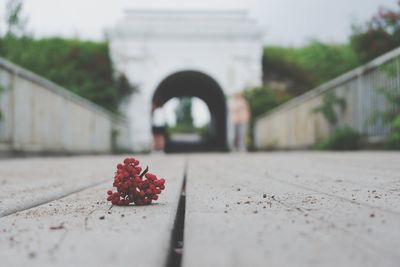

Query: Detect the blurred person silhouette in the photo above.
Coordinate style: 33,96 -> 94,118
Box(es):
152,102 -> 166,152
230,92 -> 250,152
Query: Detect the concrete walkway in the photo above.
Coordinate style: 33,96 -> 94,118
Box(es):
0,152 -> 399,267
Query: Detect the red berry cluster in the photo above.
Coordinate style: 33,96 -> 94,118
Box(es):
106,157 -> 166,206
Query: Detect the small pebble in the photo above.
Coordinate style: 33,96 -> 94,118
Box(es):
99,216 -> 105,220
28,252 -> 36,258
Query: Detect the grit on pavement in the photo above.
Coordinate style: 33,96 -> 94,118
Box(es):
0,152 -> 399,267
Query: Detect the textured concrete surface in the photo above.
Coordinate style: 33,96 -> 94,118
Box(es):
0,155 -> 185,267
0,156 -> 127,217
183,152 -> 400,267
1,152 -> 399,267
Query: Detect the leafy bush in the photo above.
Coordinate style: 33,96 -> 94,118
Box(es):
385,115 -> 400,149
243,86 -> 290,149
263,42 -> 359,95
0,36 -> 134,112
317,127 -> 361,150
295,42 -> 359,86
351,2 -> 400,63
263,46 -> 315,95
313,91 -> 346,126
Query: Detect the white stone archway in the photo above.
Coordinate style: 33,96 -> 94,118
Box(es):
109,9 -> 263,151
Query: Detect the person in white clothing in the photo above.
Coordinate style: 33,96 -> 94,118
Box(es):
152,103 -> 166,151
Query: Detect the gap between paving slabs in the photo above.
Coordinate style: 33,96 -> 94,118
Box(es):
0,156 -> 186,266
166,161 -> 187,267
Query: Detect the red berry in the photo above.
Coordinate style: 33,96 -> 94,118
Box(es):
107,157 -> 165,206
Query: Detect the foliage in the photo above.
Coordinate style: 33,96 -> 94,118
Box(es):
243,86 -> 290,148
175,97 -> 194,128
0,36 -> 133,112
394,115 -> 400,129
371,61 -> 400,149
316,127 -> 361,150
115,74 -> 137,105
313,91 -> 346,126
166,124 -> 211,144
244,86 -> 290,120
295,42 -> 360,85
263,46 -> 314,95
167,97 -> 206,140
351,1 -> 400,63
167,123 -> 209,136
5,0 -> 28,37
385,115 -> 400,149
0,84 -> 4,120
263,41 -> 360,95
167,124 -> 197,134
379,89 -> 400,149
314,93 -> 359,150
373,89 -> 400,124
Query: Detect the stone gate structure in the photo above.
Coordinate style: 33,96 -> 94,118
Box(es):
109,9 -> 263,151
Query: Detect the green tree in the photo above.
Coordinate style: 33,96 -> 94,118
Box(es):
296,41 -> 360,85
175,97 -> 194,128
351,1 -> 400,63
263,41 -> 359,96
5,0 -> 28,37
243,86 -> 290,149
0,37 -> 130,112
0,1 -> 135,113
263,46 -> 314,95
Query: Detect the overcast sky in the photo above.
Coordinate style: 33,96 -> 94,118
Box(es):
0,0 -> 398,46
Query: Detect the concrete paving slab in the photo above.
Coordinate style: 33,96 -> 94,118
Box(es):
182,152 -> 400,267
0,155 -> 185,267
0,156 -> 125,217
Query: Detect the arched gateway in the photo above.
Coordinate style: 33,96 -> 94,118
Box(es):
109,9 -> 263,151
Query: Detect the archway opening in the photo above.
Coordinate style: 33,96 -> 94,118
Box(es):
164,97 -> 211,146
152,71 -> 227,153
